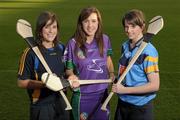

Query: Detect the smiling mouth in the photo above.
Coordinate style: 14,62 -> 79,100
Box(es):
47,34 -> 55,37
87,29 -> 94,32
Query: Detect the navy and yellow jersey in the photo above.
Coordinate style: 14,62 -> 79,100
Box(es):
18,44 -> 65,103
117,38 -> 159,106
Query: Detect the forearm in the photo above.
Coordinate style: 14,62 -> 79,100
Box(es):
66,69 -> 75,77
107,56 -> 115,79
123,82 -> 159,94
107,56 -> 114,72
113,72 -> 160,94
66,69 -> 79,88
17,79 -> 45,89
126,71 -> 160,94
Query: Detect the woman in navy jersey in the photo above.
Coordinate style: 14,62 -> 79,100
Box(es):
17,11 -> 69,120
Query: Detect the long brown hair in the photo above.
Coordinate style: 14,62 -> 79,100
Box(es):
35,11 -> 60,47
122,9 -> 146,33
74,6 -> 104,57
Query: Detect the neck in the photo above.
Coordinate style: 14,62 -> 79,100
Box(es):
42,41 -> 54,48
130,34 -> 143,48
86,35 -> 94,44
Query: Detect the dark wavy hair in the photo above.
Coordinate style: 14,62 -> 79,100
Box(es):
73,6 -> 104,57
35,11 -> 60,47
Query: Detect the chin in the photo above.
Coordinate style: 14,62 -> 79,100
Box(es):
87,33 -> 95,37
128,36 -> 134,40
48,38 -> 56,41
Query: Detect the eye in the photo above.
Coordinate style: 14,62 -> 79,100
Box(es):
92,19 -> 97,23
83,20 -> 88,24
52,25 -> 57,29
125,26 -> 128,29
132,24 -> 136,28
44,25 -> 49,29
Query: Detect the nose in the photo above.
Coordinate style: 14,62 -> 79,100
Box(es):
125,27 -> 131,33
87,21 -> 92,27
48,27 -> 53,33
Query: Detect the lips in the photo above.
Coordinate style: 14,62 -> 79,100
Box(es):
86,29 -> 96,35
47,34 -> 56,38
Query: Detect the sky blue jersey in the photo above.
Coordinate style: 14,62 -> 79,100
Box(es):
117,39 -> 159,106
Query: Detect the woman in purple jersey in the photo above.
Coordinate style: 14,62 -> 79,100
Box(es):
64,6 -> 114,120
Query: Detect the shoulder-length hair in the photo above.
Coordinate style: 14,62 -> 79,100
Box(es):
74,6 -> 104,57
35,11 -> 60,47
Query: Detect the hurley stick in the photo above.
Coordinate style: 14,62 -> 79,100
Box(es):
16,19 -> 72,110
101,16 -> 164,111
41,72 -> 112,91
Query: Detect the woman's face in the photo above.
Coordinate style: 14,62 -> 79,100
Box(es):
124,20 -> 143,42
42,20 -> 58,43
82,13 -> 99,38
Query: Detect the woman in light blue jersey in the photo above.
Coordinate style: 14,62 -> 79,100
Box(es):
112,9 -> 160,120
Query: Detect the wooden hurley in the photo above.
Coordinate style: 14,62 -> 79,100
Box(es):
16,19 -> 72,110
101,16 -> 164,111
41,72 -> 112,91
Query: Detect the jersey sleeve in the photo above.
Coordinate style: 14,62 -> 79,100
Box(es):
143,44 -> 159,74
103,34 -> 113,56
117,43 -> 128,77
58,43 -> 65,53
18,48 -> 35,80
64,39 -> 77,70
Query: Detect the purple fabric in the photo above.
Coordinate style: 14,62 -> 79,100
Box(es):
64,34 -> 112,93
80,91 -> 110,120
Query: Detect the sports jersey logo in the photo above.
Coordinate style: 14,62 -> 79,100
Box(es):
77,50 -> 85,59
87,48 -> 98,52
119,65 -> 126,75
124,51 -> 131,58
87,59 -> 105,73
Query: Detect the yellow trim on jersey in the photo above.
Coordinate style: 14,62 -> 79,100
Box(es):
18,48 -> 30,75
145,56 -> 158,63
32,72 -> 40,103
145,65 -> 159,73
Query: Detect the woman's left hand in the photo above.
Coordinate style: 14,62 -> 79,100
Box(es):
112,83 -> 126,94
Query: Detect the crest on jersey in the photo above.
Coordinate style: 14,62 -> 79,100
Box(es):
77,50 -> 86,59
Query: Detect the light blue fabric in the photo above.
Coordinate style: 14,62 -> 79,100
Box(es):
117,39 -> 159,106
